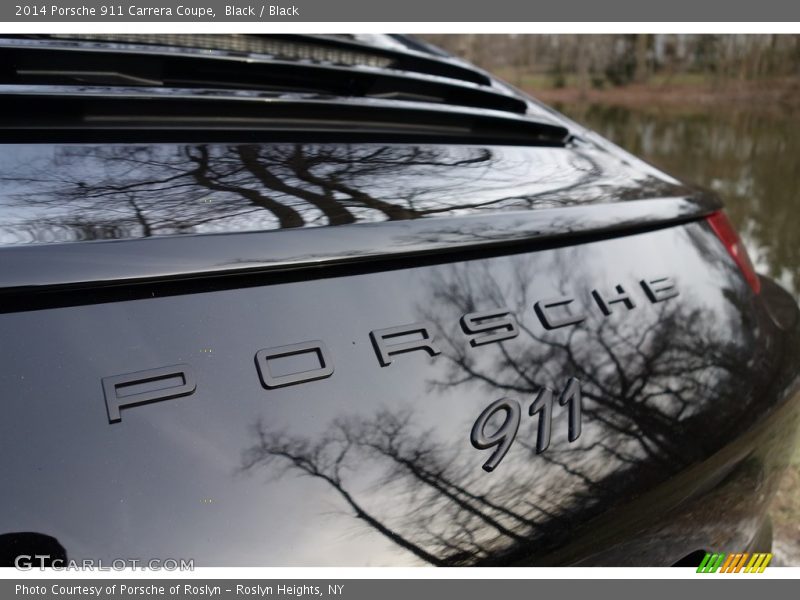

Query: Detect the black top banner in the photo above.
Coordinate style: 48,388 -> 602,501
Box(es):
3,0 -> 800,22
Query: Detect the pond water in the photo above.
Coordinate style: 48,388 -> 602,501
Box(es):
555,103 -> 800,301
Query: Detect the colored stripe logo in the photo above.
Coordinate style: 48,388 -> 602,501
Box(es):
697,552 -> 772,573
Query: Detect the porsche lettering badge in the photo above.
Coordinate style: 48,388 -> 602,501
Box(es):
101,275 -> 677,465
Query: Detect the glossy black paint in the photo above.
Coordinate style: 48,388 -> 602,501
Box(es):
0,141 -> 692,245
1,220 -> 798,565
0,141 -> 716,296
0,35 -> 798,567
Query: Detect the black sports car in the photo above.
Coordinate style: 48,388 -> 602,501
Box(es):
0,34 -> 798,567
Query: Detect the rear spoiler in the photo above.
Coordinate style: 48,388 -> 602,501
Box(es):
0,196 -> 720,311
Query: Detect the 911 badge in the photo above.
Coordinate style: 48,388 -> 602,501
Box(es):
470,378 -> 582,472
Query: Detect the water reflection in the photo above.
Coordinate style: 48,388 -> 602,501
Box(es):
558,103 -> 800,300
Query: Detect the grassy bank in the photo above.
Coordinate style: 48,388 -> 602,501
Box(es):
772,442 -> 800,563
498,73 -> 800,112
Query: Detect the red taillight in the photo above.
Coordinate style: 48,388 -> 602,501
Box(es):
706,211 -> 761,294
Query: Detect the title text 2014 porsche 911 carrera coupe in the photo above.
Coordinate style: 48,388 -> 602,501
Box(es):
0,34 -> 798,567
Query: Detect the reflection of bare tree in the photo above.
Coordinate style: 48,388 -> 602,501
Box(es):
240,252 -> 763,565
422,257 -> 767,467
241,410 -> 551,565
0,142 -> 680,245
240,417 -> 448,566
1,144 -> 498,241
